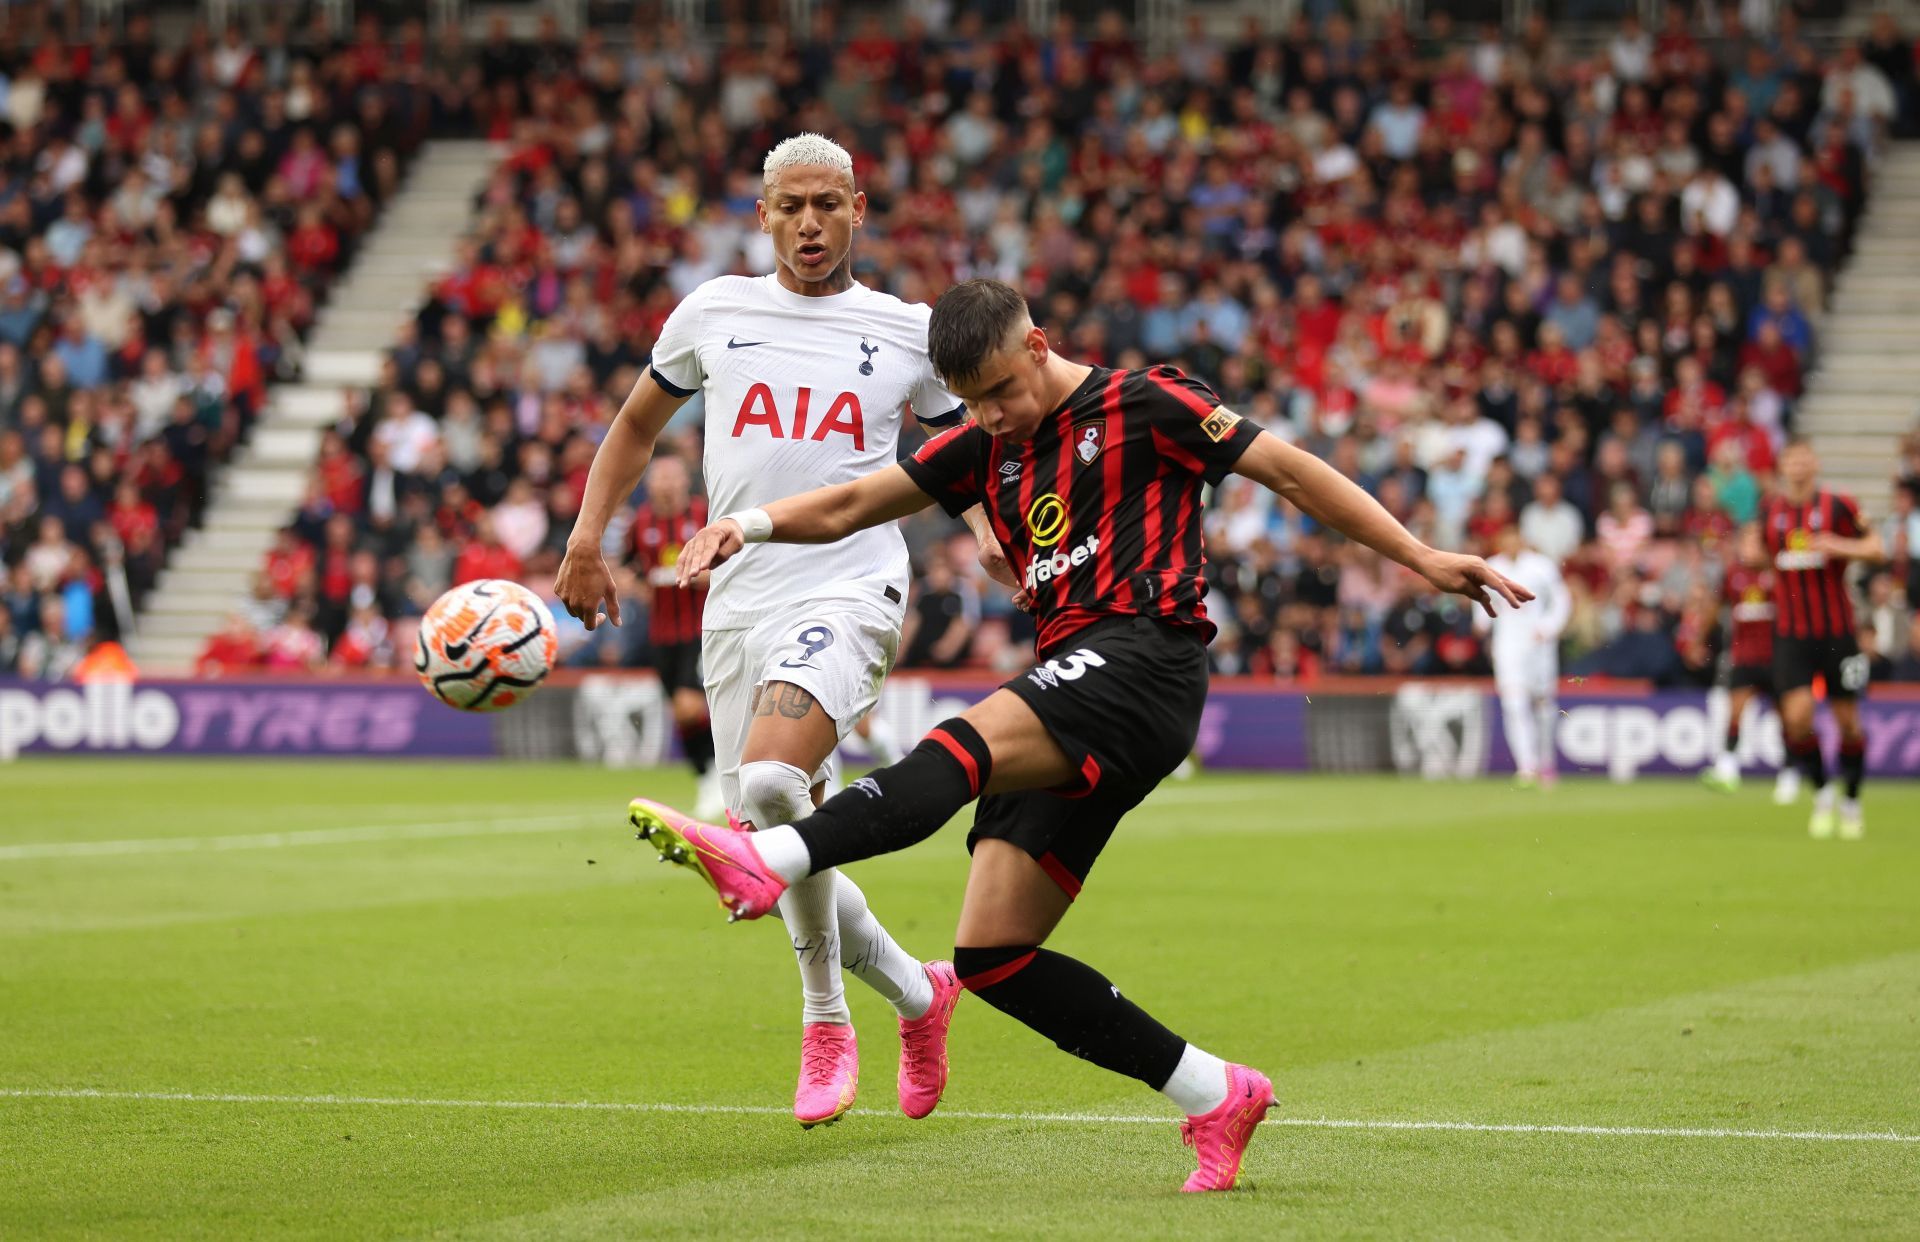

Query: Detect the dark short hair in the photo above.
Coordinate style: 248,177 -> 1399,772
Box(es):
928,278 -> 1029,386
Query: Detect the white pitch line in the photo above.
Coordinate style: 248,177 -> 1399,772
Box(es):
0,814 -> 607,861
2,1088 -> 1914,1145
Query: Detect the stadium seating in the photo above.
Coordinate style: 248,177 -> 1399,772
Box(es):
177,13 -> 1920,683
0,7 -> 426,678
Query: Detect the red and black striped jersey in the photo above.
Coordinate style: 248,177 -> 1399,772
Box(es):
902,365 -> 1262,656
1722,564 -> 1775,666
1762,489 -> 1862,640
630,497 -> 708,646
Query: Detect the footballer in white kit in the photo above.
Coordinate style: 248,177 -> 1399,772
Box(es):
1476,524 -> 1572,786
555,135 -> 992,1129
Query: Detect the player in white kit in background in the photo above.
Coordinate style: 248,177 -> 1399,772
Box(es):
555,135 -> 1005,1128
1476,523 -> 1572,787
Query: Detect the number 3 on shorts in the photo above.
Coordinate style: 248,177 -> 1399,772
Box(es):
1838,653 -> 1870,693
1027,647 -> 1107,688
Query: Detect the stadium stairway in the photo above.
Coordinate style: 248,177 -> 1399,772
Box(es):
1797,140 -> 1920,515
125,140 -> 502,673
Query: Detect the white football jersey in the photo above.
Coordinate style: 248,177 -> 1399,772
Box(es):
648,274 -> 964,631
1484,549 -> 1571,647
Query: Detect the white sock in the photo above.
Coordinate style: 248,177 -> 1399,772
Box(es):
834,871 -> 932,1019
1502,694 -> 1537,775
1160,1044 -> 1230,1115
777,871 -> 848,1025
863,716 -> 904,767
754,826 -> 813,884
1715,751 -> 1739,781
1534,699 -> 1558,773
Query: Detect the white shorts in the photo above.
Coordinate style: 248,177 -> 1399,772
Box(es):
1493,642 -> 1558,701
703,598 -> 902,806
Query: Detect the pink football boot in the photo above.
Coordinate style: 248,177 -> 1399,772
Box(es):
897,960 -> 962,1119
1179,1063 -> 1275,1192
795,1022 -> 859,1128
629,798 -> 787,921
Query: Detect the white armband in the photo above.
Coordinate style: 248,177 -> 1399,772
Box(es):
725,508 -> 773,544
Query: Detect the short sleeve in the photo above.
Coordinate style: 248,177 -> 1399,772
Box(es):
899,422 -> 987,517
1132,365 -> 1262,485
1834,493 -> 1864,537
646,287 -> 706,397
910,310 -> 965,427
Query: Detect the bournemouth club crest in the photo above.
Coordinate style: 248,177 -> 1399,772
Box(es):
1074,421 -> 1103,465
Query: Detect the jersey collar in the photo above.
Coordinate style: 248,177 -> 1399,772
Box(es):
760,273 -> 871,311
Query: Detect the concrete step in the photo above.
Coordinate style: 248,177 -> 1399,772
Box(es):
196,501 -> 297,532
216,469 -> 308,506
168,545 -> 272,574
242,425 -> 326,467
125,635 -> 207,671
157,567 -> 256,596
1794,392 -> 1920,415
1802,368 -> 1920,393
321,327 -> 415,352
141,590 -> 243,619
1804,355 -> 1920,378
182,525 -> 279,555
135,611 -> 233,637
301,351 -> 384,387
268,386 -> 353,427
1795,412 -> 1916,436
1800,430 -> 1916,457
314,307 -> 420,334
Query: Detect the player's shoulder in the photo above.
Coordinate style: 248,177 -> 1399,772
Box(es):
684,274 -> 765,310
1120,363 -> 1222,409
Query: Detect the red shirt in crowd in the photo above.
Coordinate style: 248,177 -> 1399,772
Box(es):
453,540 -> 523,585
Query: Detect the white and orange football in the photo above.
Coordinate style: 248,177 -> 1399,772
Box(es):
414,579 -> 559,712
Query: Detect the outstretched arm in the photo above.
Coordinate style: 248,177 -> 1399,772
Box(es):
1811,528 -> 1886,564
553,368 -> 692,630
1231,430 -> 1532,617
675,464 -> 938,586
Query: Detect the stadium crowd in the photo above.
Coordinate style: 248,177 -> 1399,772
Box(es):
0,5 -> 435,677
4,8 -> 1917,687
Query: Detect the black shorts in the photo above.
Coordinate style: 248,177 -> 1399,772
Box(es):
1727,662 -> 1775,695
966,616 -> 1208,899
1772,633 -> 1868,700
653,640 -> 704,696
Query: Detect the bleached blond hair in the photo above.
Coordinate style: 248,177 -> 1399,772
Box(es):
762,133 -> 855,188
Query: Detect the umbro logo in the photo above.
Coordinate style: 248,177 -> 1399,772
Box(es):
999,461 -> 1022,478
852,777 -> 882,798
727,337 -> 768,350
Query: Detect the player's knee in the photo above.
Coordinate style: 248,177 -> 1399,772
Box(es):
737,759 -> 813,829
953,944 -> 1038,995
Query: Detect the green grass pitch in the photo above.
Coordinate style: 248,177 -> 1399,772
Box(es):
3,760 -> 1918,1239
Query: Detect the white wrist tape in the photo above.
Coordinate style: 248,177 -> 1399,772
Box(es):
727,508 -> 773,544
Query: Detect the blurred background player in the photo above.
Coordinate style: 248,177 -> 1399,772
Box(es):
1763,440 -> 1884,839
628,455 -> 720,819
557,134 -> 1004,1127
1478,524 -> 1571,789
1702,525 -> 1786,797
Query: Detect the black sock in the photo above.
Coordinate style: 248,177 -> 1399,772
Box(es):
789,718 -> 991,872
1840,736 -> 1865,800
1789,736 -> 1827,790
679,721 -> 714,776
954,945 -> 1187,1089
1725,719 -> 1741,754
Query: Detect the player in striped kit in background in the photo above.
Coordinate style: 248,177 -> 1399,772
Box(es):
627,455 -> 721,818
1761,440 -> 1885,839
1701,524 -> 1790,799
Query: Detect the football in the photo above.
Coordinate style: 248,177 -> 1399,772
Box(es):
414,579 -> 559,712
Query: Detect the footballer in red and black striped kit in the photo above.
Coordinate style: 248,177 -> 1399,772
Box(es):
1761,439 -> 1885,838
1702,524 -> 1785,795
626,456 -> 717,807
641,279 -> 1530,1193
